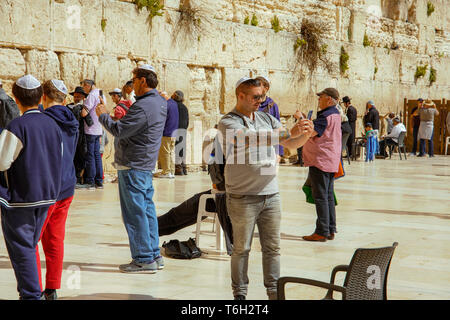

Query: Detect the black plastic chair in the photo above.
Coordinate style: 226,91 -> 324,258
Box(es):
277,242 -> 398,300
389,131 -> 407,160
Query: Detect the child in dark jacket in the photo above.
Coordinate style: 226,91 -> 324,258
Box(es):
36,80 -> 79,300
0,75 -> 63,300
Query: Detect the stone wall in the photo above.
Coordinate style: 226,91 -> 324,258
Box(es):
1,0 -> 449,168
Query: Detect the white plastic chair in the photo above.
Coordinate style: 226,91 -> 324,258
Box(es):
445,136 -> 450,155
195,189 -> 225,252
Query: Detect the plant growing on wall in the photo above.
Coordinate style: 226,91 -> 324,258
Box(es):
293,38 -> 306,51
427,1 -> 435,16
101,19 -> 107,32
415,64 -> 428,80
429,67 -> 437,84
172,0 -> 209,45
293,19 -> 334,78
340,46 -> 349,75
363,32 -> 371,47
271,15 -> 282,33
133,0 -> 164,27
251,14 -> 258,26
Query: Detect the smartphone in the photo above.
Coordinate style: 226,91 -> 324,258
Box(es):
307,110 -> 313,120
99,89 -> 103,98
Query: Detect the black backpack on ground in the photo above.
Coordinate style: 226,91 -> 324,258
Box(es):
162,238 -> 202,259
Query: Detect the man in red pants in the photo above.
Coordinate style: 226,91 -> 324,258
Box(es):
36,79 -> 79,300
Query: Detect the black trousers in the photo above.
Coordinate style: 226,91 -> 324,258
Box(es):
309,166 -> 336,237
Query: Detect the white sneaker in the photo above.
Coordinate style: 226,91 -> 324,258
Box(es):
155,173 -> 174,179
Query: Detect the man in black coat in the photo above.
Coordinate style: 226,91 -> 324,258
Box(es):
363,100 -> 380,133
343,96 -> 357,157
0,80 -> 20,130
173,90 -> 190,175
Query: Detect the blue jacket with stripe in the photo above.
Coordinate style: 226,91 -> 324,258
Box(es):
0,109 -> 63,209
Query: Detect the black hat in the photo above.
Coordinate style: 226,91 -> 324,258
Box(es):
70,86 -> 88,97
342,96 -> 351,103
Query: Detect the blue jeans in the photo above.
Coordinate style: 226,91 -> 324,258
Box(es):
118,169 -> 160,263
419,132 -> 434,156
85,134 -> 103,185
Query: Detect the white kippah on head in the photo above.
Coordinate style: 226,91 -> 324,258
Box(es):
138,64 -> 156,73
16,75 -> 41,90
235,76 -> 252,89
51,79 -> 68,95
259,75 -> 270,84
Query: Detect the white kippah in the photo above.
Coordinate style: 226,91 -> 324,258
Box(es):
16,75 -> 41,90
259,75 -> 270,84
51,79 -> 68,95
138,64 -> 156,73
235,76 -> 252,89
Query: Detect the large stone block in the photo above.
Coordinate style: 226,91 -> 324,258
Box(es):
95,56 -> 120,93
374,48 -> 401,83
345,44 -> 375,81
0,48 -> 26,80
59,53 -> 99,89
266,31 -> 297,71
232,24 -> 268,69
103,1 -> 151,58
52,0 -> 103,54
0,0 -> 50,49
24,50 -> 60,82
160,62 -> 191,100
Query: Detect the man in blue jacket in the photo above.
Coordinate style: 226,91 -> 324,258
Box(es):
156,92 -> 179,178
96,64 -> 167,273
36,79 -> 79,300
0,75 -> 63,300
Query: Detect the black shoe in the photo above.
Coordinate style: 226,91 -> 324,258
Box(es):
234,295 -> 246,300
44,289 -> 57,300
95,183 -> 104,189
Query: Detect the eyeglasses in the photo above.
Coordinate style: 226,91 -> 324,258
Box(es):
250,94 -> 265,101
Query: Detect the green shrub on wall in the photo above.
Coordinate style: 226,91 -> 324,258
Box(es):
429,67 -> 437,84
363,33 -> 371,47
415,64 -> 428,79
133,0 -> 164,26
271,15 -> 282,33
427,1 -> 435,16
340,46 -> 349,75
251,14 -> 258,26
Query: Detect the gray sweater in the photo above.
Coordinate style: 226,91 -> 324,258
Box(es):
99,89 -> 167,171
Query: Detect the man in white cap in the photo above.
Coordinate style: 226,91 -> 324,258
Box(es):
0,75 -> 63,300
0,79 -> 20,130
109,88 -> 132,121
96,64 -> 167,274
79,79 -> 105,190
379,116 -> 406,158
35,80 -> 79,300
218,77 -> 313,300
